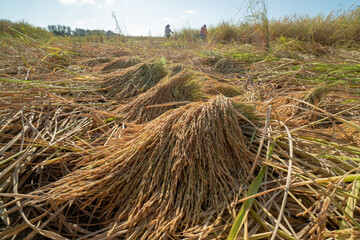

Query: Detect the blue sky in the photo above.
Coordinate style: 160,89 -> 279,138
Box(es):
0,0 -> 359,36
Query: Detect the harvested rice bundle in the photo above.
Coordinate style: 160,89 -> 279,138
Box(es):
83,57 -> 112,67
103,57 -> 168,99
270,82 -> 341,125
114,70 -> 202,123
203,81 -> 243,97
302,82 -> 339,106
169,63 -> 184,76
37,95 -> 255,239
269,92 -> 304,118
101,56 -> 141,72
201,75 -> 243,97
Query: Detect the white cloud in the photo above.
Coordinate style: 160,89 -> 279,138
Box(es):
75,20 -> 86,27
104,0 -> 115,4
59,0 -> 114,6
181,9 -> 198,19
81,0 -> 96,4
91,17 -> 99,23
184,10 -> 197,15
59,0 -> 77,5
163,17 -> 173,22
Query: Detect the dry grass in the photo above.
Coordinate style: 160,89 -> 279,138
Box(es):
102,58 -> 168,100
101,56 -> 141,72
179,6 -> 360,48
29,96 -> 255,239
199,73 -> 244,98
113,70 -> 202,123
270,6 -> 360,47
269,82 -> 344,125
0,18 -> 359,240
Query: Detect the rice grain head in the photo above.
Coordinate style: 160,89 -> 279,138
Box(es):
114,70 -> 203,123
103,57 -> 168,99
101,56 -> 141,72
37,95 -> 255,239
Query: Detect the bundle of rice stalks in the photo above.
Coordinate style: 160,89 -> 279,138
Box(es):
30,95 -> 255,239
213,57 -> 246,74
271,36 -> 330,60
302,81 -> 340,106
103,57 -> 168,99
269,92 -> 304,118
204,81 -> 243,97
107,49 -> 132,58
269,82 -> 342,125
82,57 -> 112,67
114,70 -> 202,123
101,56 -> 141,72
198,53 -> 246,74
201,74 -> 243,97
169,63 -> 185,76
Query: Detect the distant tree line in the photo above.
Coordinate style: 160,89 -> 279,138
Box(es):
47,25 -> 116,36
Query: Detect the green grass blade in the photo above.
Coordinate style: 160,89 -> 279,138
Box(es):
249,208 -> 297,240
340,179 -> 360,231
227,166 -> 266,240
317,155 -> 360,162
267,142 -> 275,160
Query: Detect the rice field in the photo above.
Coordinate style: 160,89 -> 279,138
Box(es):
0,16 -> 360,240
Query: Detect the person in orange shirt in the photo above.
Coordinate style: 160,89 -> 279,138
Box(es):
199,24 -> 207,40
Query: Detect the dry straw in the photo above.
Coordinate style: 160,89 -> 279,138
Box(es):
102,58 -> 168,100
114,70 -> 202,123
269,82 -> 341,125
101,56 -> 141,72
2,18 -> 360,239
34,95 -> 255,239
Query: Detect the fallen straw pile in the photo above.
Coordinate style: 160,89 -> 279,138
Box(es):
102,57 -> 168,100
31,95 -> 255,239
101,56 -> 141,72
114,70 -> 202,123
2,30 -> 359,239
269,82 -> 341,125
0,85 -> 123,239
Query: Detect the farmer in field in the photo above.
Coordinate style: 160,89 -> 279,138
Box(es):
199,24 -> 207,40
165,24 -> 173,39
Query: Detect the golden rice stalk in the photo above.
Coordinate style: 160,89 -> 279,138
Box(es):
36,95 -> 255,239
101,56 -> 141,72
200,74 -> 243,98
269,82 -> 340,125
203,81 -> 243,97
169,63 -> 185,76
102,57 -> 168,99
302,81 -> 340,106
114,70 -> 202,123
269,92 -> 304,118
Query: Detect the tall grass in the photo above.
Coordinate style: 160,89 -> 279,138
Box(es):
172,27 -> 199,41
271,6 -> 360,47
0,20 -> 52,39
3,5 -> 359,48
172,6 -> 360,48
209,22 -> 264,45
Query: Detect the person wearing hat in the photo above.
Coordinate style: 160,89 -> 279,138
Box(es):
199,24 -> 207,40
165,24 -> 173,39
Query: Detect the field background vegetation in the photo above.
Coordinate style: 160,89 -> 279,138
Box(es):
0,6 -> 359,240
